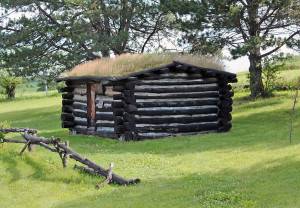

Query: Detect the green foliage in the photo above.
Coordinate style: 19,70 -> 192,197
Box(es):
163,0 -> 300,97
0,70 -> 23,98
262,54 -> 292,96
0,120 -> 11,141
0,0 -> 169,79
273,77 -> 300,91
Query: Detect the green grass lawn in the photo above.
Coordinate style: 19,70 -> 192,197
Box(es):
1,79 -> 300,207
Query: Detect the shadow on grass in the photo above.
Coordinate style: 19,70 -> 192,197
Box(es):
50,154 -> 300,208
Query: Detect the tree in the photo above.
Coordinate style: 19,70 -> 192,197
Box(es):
163,0 -> 300,97
0,70 -> 22,98
0,0 -> 170,78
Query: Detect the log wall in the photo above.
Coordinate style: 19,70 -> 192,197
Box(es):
59,63 -> 236,141
110,65 -> 235,140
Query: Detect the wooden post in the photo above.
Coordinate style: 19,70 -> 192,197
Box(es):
28,133 -> 36,152
62,140 -> 69,168
87,83 -> 96,126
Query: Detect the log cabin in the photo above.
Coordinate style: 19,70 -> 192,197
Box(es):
55,56 -> 237,141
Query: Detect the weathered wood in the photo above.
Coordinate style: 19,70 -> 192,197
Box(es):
218,111 -> 232,121
62,140 -> 69,168
134,91 -> 219,99
124,131 -> 134,141
219,122 -> 232,132
95,129 -> 118,138
134,78 -> 218,86
114,116 -> 124,125
123,122 -> 135,131
96,163 -> 114,189
87,83 -> 96,125
73,94 -> 87,102
74,126 -> 87,134
113,94 -> 124,100
73,102 -> 87,111
95,121 -> 115,127
140,73 -> 204,80
2,138 -> 27,143
95,112 -> 114,120
62,121 -> 75,128
61,114 -> 74,121
136,98 -> 219,108
113,108 -> 124,116
73,110 -> 87,118
62,93 -> 74,100
124,104 -> 138,113
62,100 -> 74,106
136,106 -> 219,116
114,125 -> 125,134
113,85 -> 125,92
0,127 -> 37,134
74,117 -> 88,126
136,122 -> 219,133
135,114 -> 218,124
134,83 -> 219,93
73,87 -> 87,95
62,105 -> 73,113
112,102 -> 125,108
16,131 -> 140,185
61,87 -> 74,92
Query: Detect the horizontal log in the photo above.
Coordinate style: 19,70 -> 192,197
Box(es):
123,90 -> 134,97
0,127 -> 37,134
112,102 -> 125,108
94,130 -> 118,139
113,94 -> 124,100
62,100 -> 74,106
137,132 -> 171,139
123,122 -> 135,131
73,110 -> 87,118
136,98 -> 219,108
114,125 -> 125,134
134,78 -> 218,86
73,88 -> 86,95
135,114 -> 218,124
136,122 -> 219,133
219,105 -> 232,112
124,131 -> 134,141
219,122 -> 232,132
134,83 -> 219,93
95,120 -> 115,127
135,106 -> 219,116
95,112 -> 114,120
62,105 -> 73,113
73,102 -> 87,111
113,108 -> 124,116
124,104 -> 138,112
73,94 -> 87,102
61,87 -> 74,93
140,73 -> 203,80
62,93 -> 74,100
113,86 -> 125,92
61,114 -> 74,121
74,126 -> 87,134
62,121 -> 75,128
218,111 -> 232,121
96,95 -> 114,102
114,116 -> 124,125
74,117 -> 87,126
134,91 -> 219,99
218,100 -> 231,109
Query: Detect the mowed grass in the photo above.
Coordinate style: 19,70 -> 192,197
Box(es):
1,81 -> 300,207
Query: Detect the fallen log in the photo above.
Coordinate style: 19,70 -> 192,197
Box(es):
2,128 -> 140,187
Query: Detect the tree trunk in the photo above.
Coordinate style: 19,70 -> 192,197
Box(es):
45,81 -> 48,96
6,87 -> 16,99
248,54 -> 264,97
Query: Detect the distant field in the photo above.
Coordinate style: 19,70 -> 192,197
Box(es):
1,70 -> 300,207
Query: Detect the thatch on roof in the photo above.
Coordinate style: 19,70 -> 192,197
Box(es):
64,53 -> 225,77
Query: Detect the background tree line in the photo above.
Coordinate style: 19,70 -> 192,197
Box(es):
0,0 -> 299,98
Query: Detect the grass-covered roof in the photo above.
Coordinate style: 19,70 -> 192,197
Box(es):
64,53 -> 225,77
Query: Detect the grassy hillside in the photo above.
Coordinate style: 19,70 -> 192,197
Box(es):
1,76 -> 300,207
